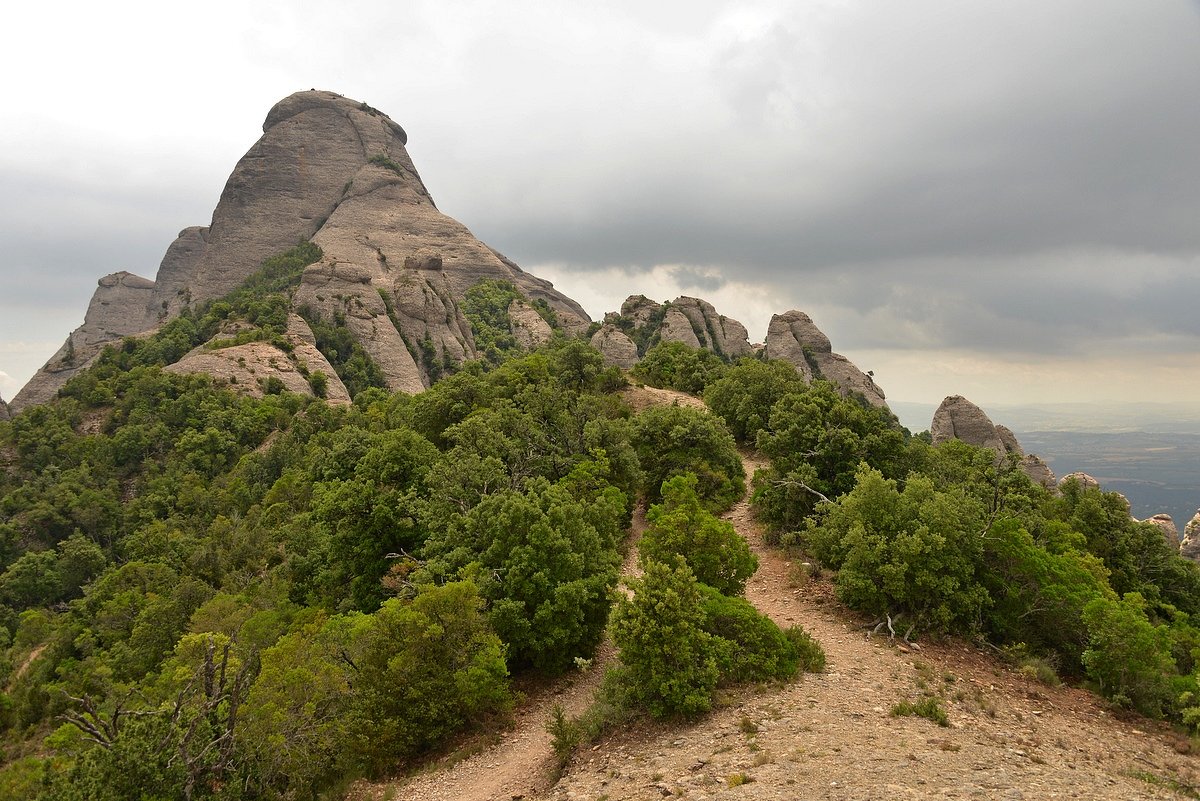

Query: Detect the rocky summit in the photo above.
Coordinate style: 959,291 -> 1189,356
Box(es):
930,395 -> 1057,490
764,310 -> 886,407
14,90 -> 888,414
12,90 -> 590,410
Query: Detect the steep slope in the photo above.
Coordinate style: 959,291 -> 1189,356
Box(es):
764,309 -> 887,408
13,90 -> 589,409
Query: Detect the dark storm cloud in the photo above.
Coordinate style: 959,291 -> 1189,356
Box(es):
450,2 -> 1200,365
1,0 -> 1197,402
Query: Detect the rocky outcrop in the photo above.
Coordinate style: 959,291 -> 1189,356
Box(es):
1019,454 -> 1057,491
0,395 -> 9,421
508,300 -> 553,351
930,395 -> 1059,488
612,295 -> 753,361
931,396 -> 1009,454
163,314 -> 351,403
619,295 -> 664,330
670,297 -> 752,359
1142,513 -> 1179,545
1058,471 -> 1101,492
590,325 -> 639,369
659,307 -> 703,349
1181,512 -> 1200,561
764,310 -> 886,407
15,90 -> 591,408
13,272 -> 159,408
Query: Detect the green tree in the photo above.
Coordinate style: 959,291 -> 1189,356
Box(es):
704,358 -> 807,443
1081,593 -> 1176,717
632,341 -> 727,395
639,474 -> 757,596
807,467 -> 989,635
753,382 -> 907,531
611,560 -> 719,718
422,479 -> 623,673
697,584 -> 807,682
632,405 -> 744,512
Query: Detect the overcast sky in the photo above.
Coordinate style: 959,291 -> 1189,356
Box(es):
2,0 -> 1198,414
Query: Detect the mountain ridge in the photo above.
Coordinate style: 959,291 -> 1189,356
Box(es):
12,90 -> 885,415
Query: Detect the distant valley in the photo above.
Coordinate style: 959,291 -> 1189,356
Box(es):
893,401 -> 1200,529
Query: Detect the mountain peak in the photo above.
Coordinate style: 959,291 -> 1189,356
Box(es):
12,91 -> 589,410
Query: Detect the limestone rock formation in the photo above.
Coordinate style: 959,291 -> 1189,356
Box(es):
1142,513 -> 1179,545
590,325 -> 638,369
1019,454 -> 1058,491
508,300 -> 553,351
612,295 -> 753,361
0,395 -> 9,421
619,295 -> 664,330
1058,471 -> 1101,492
1182,512 -> 1200,561
14,90 -> 590,410
163,314 -> 351,403
930,395 -> 1059,488
764,310 -> 886,407
14,272 -> 158,407
659,307 -> 702,349
931,396 -> 1010,455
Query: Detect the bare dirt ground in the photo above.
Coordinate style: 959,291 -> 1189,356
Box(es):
547,450 -> 1198,801
353,387 -> 1200,801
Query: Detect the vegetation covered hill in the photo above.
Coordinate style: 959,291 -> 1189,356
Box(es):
2,247 -> 1200,799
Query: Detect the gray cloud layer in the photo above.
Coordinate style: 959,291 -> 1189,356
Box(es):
1,0 -> 1197,404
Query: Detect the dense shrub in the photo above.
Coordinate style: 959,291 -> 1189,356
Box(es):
704,358 -> 807,443
632,341 -> 727,395
632,405 -> 744,511
610,560 -> 719,718
639,474 -> 757,596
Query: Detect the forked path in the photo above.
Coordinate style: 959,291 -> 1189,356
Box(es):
356,388 -> 1197,800
548,448 -> 1198,801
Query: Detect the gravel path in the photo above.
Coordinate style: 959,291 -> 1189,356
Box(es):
353,387 -> 1199,801
547,450 -> 1197,801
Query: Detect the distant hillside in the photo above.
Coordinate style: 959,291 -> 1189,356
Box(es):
893,400 -> 1200,436
1017,430 -> 1200,529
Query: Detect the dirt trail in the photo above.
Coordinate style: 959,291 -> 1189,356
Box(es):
354,389 -> 1197,800
350,508 -> 649,801
547,448 -> 1198,801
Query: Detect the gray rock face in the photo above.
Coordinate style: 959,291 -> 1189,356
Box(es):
163,314 -> 352,403
1019,454 -> 1058,491
1182,512 -> 1200,561
13,271 -> 159,409
0,395 -> 10,421
930,396 -> 1058,488
16,90 -> 591,406
619,295 -> 663,330
670,297 -> 752,359
590,325 -> 639,369
1058,471 -> 1101,492
931,396 -> 1009,455
763,310 -> 886,407
659,307 -> 703,349
1142,513 -> 1179,545
608,295 -> 753,364
508,299 -> 553,351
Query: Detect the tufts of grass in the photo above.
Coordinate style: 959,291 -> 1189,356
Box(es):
891,697 -> 949,727
1125,769 -> 1200,799
727,773 -> 754,787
